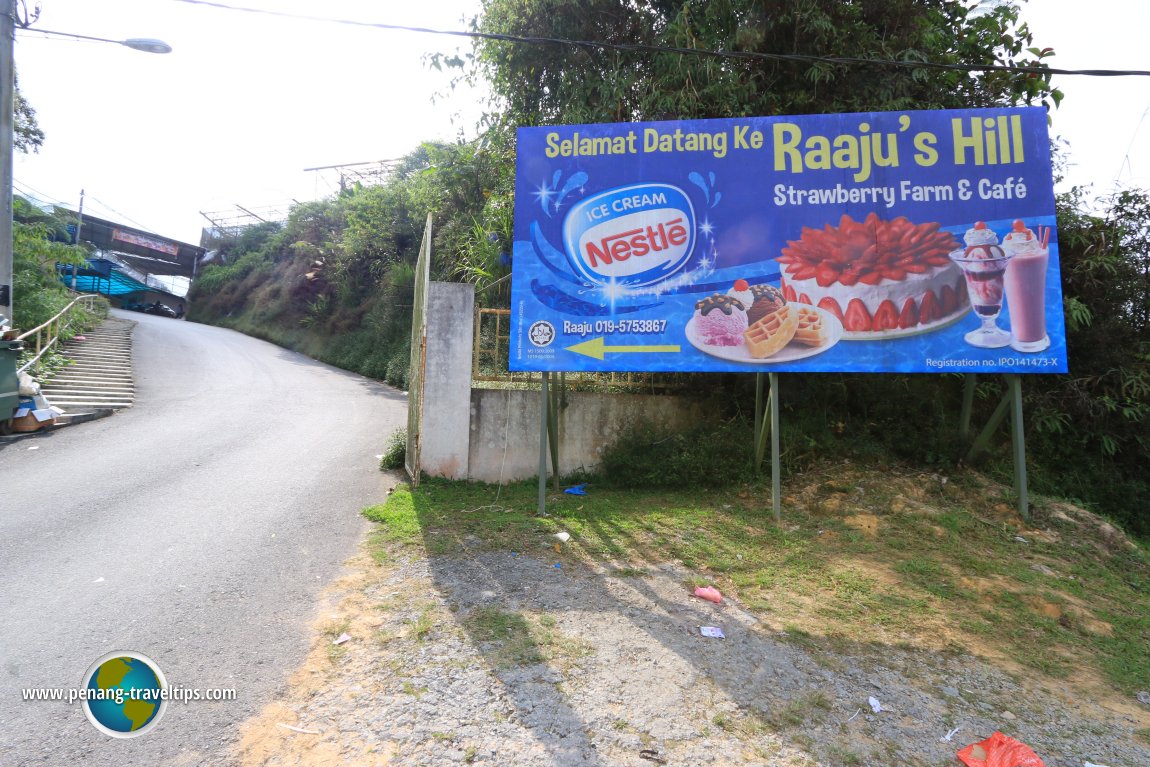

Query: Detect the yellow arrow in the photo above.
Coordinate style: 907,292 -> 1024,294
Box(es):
565,336 -> 681,361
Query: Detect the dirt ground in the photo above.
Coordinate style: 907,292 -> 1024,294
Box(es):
232,488 -> 1150,767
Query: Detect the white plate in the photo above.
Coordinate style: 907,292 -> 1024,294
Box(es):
685,307 -> 844,363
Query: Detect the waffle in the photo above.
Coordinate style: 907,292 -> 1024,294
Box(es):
793,306 -> 827,347
743,304 -> 798,358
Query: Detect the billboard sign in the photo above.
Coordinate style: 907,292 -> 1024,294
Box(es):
510,107 -> 1066,374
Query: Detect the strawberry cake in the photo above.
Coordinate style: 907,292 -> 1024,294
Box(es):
777,213 -> 968,338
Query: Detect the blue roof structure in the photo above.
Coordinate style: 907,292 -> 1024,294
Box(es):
57,262 -> 150,297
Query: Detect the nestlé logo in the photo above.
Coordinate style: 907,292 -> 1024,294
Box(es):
562,184 -> 695,288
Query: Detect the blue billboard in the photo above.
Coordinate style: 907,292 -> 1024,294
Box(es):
510,107 -> 1066,374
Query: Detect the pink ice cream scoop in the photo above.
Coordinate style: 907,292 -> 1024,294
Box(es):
694,294 -> 748,346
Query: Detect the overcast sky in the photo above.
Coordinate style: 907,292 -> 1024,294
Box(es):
11,0 -> 1150,248
13,0 -> 488,245
1022,0 -> 1150,199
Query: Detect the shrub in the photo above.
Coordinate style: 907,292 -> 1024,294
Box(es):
597,418 -> 754,489
380,429 -> 407,470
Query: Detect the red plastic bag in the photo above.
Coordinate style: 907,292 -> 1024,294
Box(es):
693,586 -> 723,604
956,732 -> 1045,767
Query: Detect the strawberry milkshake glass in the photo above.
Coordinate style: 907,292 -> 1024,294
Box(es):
1002,220 -> 1051,353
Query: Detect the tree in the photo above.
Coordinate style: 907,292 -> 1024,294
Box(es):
470,0 -> 1060,127
14,74 -> 44,154
1020,186 -> 1150,534
11,197 -> 88,329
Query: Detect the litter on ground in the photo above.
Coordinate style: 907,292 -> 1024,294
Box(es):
957,731 -> 1045,767
693,585 -> 723,604
276,723 -> 320,735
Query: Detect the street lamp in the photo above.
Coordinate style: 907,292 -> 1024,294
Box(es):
0,0 -> 171,321
22,29 -> 172,54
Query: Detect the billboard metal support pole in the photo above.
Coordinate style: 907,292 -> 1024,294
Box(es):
960,374 -> 977,440
770,372 -> 781,524
548,373 -> 562,490
1008,374 -> 1029,522
754,373 -> 771,472
964,375 -> 1030,523
752,372 -> 781,522
537,371 -> 549,516
754,373 -> 764,466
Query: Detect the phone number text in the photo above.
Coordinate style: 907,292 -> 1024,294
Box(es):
563,319 -> 668,336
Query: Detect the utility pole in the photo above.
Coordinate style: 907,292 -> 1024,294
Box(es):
0,0 -> 15,320
72,188 -> 83,289
0,5 -> 169,323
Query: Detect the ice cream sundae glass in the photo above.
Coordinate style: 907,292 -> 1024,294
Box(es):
948,222 -> 1013,348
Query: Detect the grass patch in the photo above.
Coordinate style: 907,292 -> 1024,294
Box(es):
410,604 -> 438,642
319,618 -> 351,664
362,467 -> 1150,699
766,691 -> 832,730
460,606 -> 592,670
362,487 -> 423,547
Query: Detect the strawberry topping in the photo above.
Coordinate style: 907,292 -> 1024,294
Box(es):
778,213 -> 958,287
844,299 -> 872,332
872,300 -> 899,331
919,290 -> 941,324
897,297 -> 918,329
818,296 -> 844,323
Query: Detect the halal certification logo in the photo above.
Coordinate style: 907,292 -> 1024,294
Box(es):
528,321 -> 556,347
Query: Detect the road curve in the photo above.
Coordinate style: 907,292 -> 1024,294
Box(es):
0,309 -> 407,765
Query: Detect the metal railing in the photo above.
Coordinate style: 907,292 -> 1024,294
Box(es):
16,294 -> 106,374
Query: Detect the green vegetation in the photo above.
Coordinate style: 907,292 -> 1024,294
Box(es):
181,2 -> 1147,533
9,196 -> 102,334
597,418 -> 755,489
468,0 -> 1061,125
188,143 -> 508,390
459,605 -> 593,670
380,429 -> 407,471
364,473 -> 1150,698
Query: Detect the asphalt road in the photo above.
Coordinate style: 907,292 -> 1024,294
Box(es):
0,309 -> 408,765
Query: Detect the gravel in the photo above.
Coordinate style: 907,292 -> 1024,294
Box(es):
235,548 -> 1150,767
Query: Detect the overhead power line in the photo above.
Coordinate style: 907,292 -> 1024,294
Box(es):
11,179 -> 70,209
83,195 -> 160,233
170,0 -> 1150,78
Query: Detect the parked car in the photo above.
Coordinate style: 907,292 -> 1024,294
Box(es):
121,301 -> 149,312
143,302 -> 178,318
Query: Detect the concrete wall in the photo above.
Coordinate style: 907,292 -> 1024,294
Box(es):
414,281 -> 703,484
466,387 -> 705,483
418,282 -> 475,479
